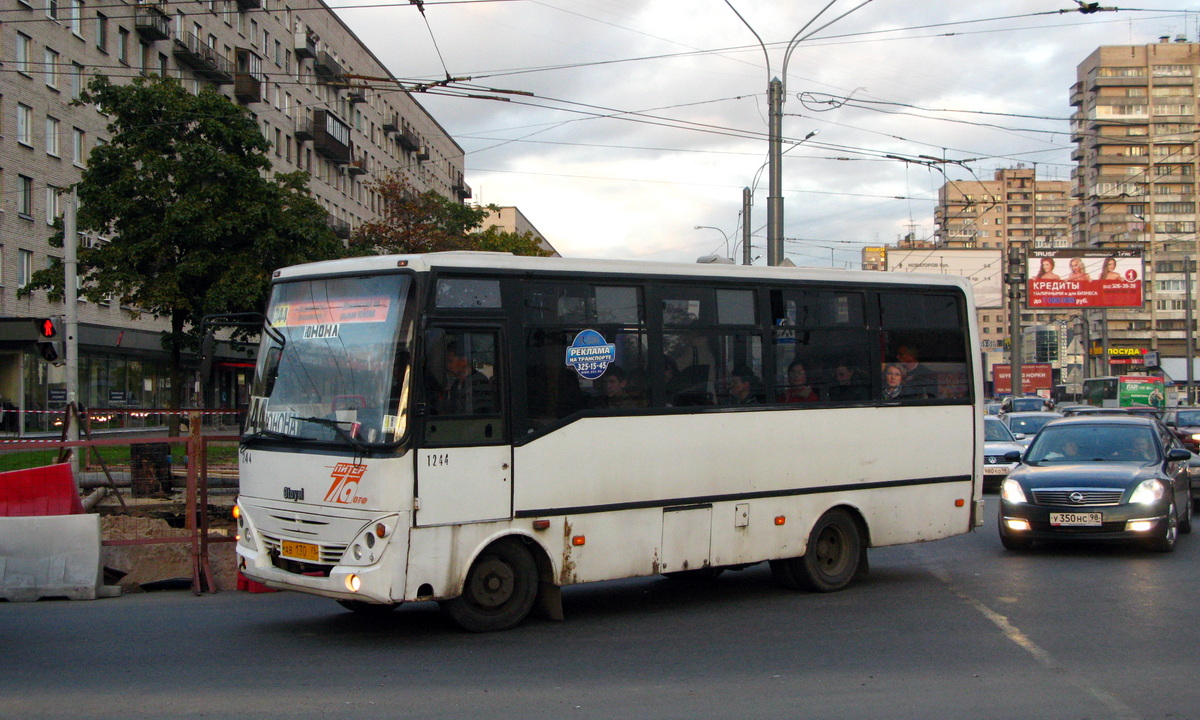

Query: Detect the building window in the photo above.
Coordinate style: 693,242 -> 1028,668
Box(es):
72,127 -> 85,165
18,250 -> 32,288
17,176 -> 33,217
46,0 -> 58,21
95,12 -> 108,52
71,62 -> 85,99
45,115 -> 60,156
17,103 -> 33,146
44,48 -> 59,88
45,186 -> 59,225
117,27 -> 129,64
70,0 -> 82,35
16,33 -> 32,75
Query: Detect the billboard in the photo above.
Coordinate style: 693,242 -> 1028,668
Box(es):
992,363 -> 1053,395
887,249 -> 1003,308
1027,250 -> 1143,309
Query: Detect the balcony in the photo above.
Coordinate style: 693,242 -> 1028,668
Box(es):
327,215 -> 351,240
173,33 -> 233,83
312,109 -> 352,163
398,125 -> 419,152
235,0 -> 261,8
347,157 -> 367,177
313,51 -> 344,82
347,86 -> 367,104
416,145 -> 430,162
294,30 -> 318,59
295,118 -> 314,142
234,72 -> 264,103
133,4 -> 170,42
382,114 -> 399,134
453,179 -> 472,200
1070,82 -> 1084,107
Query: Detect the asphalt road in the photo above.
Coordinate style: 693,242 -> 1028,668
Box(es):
2,497 -> 1197,720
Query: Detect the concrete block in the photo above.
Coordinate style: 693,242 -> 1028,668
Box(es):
0,514 -> 104,601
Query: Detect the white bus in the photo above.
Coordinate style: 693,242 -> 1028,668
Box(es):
235,252 -> 984,631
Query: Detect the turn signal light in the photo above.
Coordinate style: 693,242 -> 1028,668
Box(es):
955,499 -> 965,508
571,535 -> 586,546
375,522 -> 387,538
532,519 -> 550,530
232,506 -> 241,520
774,516 -> 786,526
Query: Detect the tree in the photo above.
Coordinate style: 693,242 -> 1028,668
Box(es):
348,174 -> 549,257
23,75 -> 344,421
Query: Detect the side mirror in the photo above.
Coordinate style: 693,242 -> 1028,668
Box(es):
1167,448 -> 1191,462
1004,449 -> 1023,463
1013,432 -> 1026,440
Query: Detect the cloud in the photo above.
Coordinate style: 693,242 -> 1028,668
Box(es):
336,0 -> 1198,264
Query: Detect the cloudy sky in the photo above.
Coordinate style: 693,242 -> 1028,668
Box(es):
332,0 -> 1197,266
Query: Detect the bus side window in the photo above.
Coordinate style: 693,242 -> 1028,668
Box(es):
879,292 -> 971,402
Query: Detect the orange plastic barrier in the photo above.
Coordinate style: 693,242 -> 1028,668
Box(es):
0,463 -> 85,517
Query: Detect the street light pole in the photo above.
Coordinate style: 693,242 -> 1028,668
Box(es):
767,78 -> 784,267
694,225 -> 732,260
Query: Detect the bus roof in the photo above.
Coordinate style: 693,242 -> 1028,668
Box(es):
274,252 -> 975,294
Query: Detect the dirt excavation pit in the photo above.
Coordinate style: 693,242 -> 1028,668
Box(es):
98,504 -> 239,592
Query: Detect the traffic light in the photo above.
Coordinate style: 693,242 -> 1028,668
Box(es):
35,316 -> 64,365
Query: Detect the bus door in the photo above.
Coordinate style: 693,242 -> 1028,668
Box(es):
415,327 -> 512,526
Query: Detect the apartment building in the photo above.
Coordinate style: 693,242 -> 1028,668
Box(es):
1071,37 -> 1200,371
0,0 -> 467,429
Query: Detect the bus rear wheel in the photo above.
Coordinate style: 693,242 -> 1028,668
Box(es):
441,538 -> 538,633
770,509 -> 861,593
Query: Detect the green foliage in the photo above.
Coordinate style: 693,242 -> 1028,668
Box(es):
349,174 -> 549,257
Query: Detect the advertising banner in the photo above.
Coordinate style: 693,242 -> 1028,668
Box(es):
992,363 -> 1053,395
1027,250 -> 1143,309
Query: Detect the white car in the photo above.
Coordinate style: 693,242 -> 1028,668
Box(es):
984,416 -> 1024,492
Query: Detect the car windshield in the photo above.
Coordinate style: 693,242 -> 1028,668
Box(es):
1006,414 -> 1057,434
1012,398 -> 1045,411
1025,424 -> 1160,464
984,418 -> 1015,442
1176,410 -> 1200,426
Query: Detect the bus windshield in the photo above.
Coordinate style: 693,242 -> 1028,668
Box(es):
244,273 -> 415,447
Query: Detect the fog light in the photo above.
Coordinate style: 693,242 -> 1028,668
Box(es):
1005,518 -> 1031,532
1127,520 -> 1155,532
345,574 -> 361,592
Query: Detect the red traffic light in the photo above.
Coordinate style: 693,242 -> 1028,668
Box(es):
38,318 -> 58,338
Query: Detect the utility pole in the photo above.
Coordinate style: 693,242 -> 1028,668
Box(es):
742,187 -> 752,266
1007,245 -> 1026,397
767,78 -> 784,267
1187,260 -> 1195,404
63,190 -> 80,468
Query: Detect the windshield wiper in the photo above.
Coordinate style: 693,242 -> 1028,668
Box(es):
244,427 -> 314,443
296,416 -> 370,452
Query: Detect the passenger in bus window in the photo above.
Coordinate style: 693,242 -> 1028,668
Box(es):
896,344 -> 936,399
882,363 -> 907,401
597,365 -> 641,409
781,359 -> 819,403
729,366 -> 762,404
440,343 -> 494,415
828,363 -> 870,402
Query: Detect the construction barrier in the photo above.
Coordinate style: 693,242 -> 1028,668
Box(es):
0,409 -> 239,598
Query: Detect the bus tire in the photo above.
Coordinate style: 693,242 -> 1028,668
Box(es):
771,509 -> 861,593
441,538 -> 538,633
336,599 -> 401,616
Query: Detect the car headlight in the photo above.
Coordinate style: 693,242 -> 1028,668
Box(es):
1000,478 -> 1027,504
1130,478 -> 1165,505
1191,433 -> 1200,442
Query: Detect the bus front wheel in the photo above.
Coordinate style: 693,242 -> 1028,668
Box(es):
770,509 -> 861,593
441,538 -> 538,633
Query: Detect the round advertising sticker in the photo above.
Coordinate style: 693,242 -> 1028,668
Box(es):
565,329 -> 617,380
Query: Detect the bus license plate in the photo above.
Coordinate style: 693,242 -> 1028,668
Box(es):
281,540 -> 320,562
1050,512 -> 1102,527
